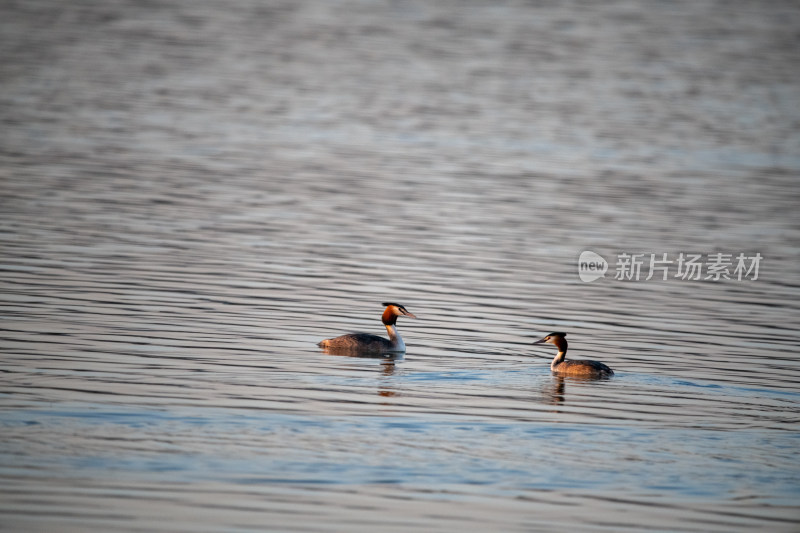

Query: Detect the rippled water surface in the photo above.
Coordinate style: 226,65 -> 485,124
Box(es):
2,0 -> 800,531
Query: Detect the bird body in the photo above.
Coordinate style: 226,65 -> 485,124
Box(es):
533,332 -> 614,377
318,303 -> 416,354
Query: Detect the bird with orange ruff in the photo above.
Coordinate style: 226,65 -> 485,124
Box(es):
319,303 -> 417,354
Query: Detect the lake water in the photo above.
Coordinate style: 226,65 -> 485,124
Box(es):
1,0 -> 799,531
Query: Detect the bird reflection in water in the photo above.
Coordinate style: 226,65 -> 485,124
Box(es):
378,359 -> 398,398
541,373 -> 613,410
543,375 -> 566,406
319,346 -> 402,397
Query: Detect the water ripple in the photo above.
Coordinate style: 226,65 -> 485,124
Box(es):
2,0 -> 800,531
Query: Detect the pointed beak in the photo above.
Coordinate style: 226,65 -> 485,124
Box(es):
532,337 -> 547,344
402,311 -> 417,319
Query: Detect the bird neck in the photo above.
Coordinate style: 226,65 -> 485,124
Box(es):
550,351 -> 566,370
550,338 -> 567,370
385,324 -> 404,349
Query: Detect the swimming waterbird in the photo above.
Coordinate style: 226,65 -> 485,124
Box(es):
533,332 -> 614,377
318,303 -> 417,353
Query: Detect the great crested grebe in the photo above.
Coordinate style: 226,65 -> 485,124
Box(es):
533,332 -> 614,377
318,303 -> 417,353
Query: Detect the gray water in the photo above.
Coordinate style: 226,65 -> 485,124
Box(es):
2,1 -> 800,531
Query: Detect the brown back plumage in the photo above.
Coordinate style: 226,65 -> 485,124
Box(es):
554,359 -> 614,377
318,333 -> 393,352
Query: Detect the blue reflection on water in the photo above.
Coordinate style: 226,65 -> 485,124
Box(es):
2,402 -> 798,505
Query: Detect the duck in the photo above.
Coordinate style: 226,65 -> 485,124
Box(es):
318,303 -> 417,354
533,332 -> 614,377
